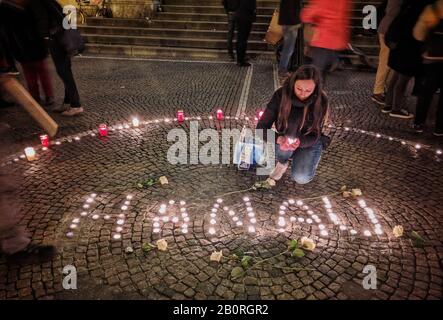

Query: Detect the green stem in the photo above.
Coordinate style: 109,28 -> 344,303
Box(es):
215,187 -> 255,199
273,266 -> 316,272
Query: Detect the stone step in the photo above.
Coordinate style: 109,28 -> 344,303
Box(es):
159,4 -> 381,16
83,43 -> 275,61
80,24 -> 379,46
82,33 -> 272,51
86,17 -> 269,31
155,12 -> 272,23
163,0 -> 280,7
154,12 -> 372,27
160,5 -> 275,15
79,25 -> 266,41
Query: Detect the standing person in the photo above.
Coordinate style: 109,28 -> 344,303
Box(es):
235,0 -> 256,67
300,0 -> 351,83
1,0 -> 55,107
32,0 -> 84,116
382,0 -> 435,119
371,0 -> 403,106
0,36 -> 56,263
277,0 -> 302,77
222,0 -> 240,61
257,65 -> 331,184
413,0 -> 443,135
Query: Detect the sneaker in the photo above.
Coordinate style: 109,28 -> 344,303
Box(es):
433,128 -> 443,137
381,105 -> 392,113
371,93 -> 386,106
269,162 -> 289,181
61,107 -> 84,116
0,66 -> 19,76
389,109 -> 414,119
52,103 -> 69,113
237,62 -> 251,67
413,124 -> 424,133
7,244 -> 56,265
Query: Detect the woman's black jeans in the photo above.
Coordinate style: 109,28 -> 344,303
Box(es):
49,40 -> 81,108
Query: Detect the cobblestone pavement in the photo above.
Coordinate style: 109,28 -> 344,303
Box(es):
0,57 -> 442,300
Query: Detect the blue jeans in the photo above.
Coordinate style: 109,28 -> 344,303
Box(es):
275,139 -> 323,184
278,25 -> 299,73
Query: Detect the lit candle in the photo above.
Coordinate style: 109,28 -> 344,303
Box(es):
216,109 -> 224,121
24,147 -> 36,161
177,110 -> 185,123
99,124 -> 108,137
40,134 -> 49,147
258,110 -> 264,120
132,117 -> 140,127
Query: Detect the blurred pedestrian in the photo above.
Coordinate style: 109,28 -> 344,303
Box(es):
371,0 -> 403,106
382,0 -> 435,119
222,0 -> 240,61
1,0 -> 55,107
413,0 -> 443,135
277,0 -> 302,77
235,0 -> 256,67
301,0 -> 351,83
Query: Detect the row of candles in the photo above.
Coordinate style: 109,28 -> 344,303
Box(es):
15,109 -> 442,164
65,194 -> 383,240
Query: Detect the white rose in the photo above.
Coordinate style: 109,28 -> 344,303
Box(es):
125,247 -> 134,254
300,236 -> 316,251
156,239 -> 168,251
159,176 -> 169,185
266,178 -> 276,187
210,251 -> 223,262
392,225 -> 404,238
351,188 -> 362,197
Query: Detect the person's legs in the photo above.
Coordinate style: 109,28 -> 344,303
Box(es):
434,66 -> 443,135
20,62 -> 40,101
373,33 -> 390,98
290,140 -> 323,184
389,72 -> 413,118
384,70 -> 399,112
50,42 -> 82,113
269,142 -> 294,180
236,19 -> 252,66
227,11 -> 236,59
278,25 -> 299,74
310,47 -> 337,85
414,64 -> 440,129
36,58 -> 54,104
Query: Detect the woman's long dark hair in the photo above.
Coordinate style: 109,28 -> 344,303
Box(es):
277,65 -> 328,141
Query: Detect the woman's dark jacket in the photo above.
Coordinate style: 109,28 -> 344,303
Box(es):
256,87 -> 331,149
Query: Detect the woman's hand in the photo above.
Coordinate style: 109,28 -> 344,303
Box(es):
277,136 -> 300,151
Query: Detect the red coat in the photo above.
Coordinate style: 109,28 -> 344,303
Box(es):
301,0 -> 351,51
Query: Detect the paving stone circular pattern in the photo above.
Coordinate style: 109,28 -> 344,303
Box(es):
1,116 -> 442,300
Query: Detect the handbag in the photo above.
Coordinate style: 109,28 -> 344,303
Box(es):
233,127 -> 267,170
423,21 -> 443,62
50,1 -> 85,57
57,29 -> 85,57
264,9 -> 283,45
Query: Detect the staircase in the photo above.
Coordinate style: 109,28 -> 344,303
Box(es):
79,0 -> 381,65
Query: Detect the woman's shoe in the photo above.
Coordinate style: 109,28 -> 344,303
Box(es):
269,162 -> 289,181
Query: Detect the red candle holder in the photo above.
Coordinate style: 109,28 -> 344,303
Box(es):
177,110 -> 185,123
216,109 -> 224,121
99,124 -> 108,137
39,134 -> 49,147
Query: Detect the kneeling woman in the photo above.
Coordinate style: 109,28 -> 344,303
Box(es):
257,65 -> 331,184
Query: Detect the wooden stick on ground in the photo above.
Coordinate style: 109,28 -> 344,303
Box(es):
0,75 -> 59,137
